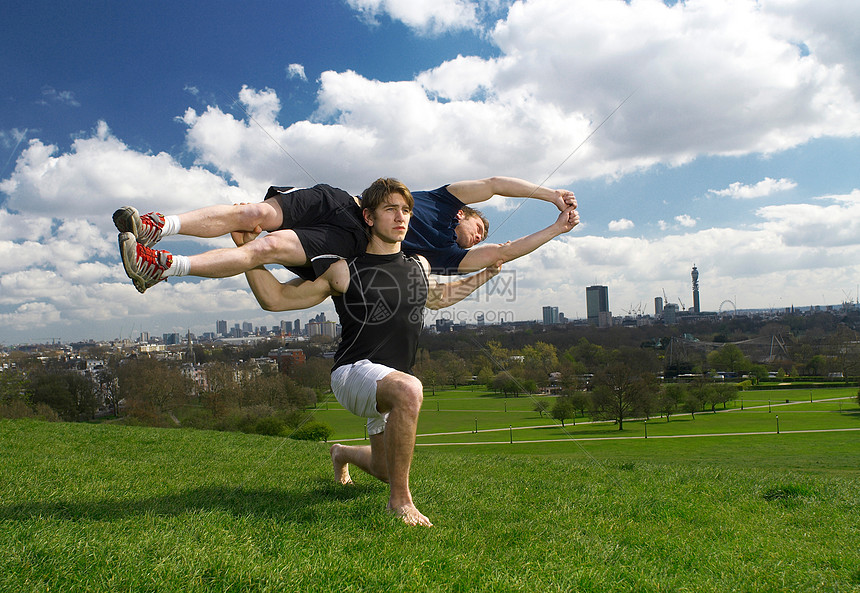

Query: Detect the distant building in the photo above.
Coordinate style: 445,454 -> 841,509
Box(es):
307,320 -> 339,339
542,306 -> 559,325
216,320 -> 228,336
163,333 -> 181,345
654,297 -> 663,316
586,285 -> 610,326
268,348 -> 306,372
664,303 -> 679,324
691,265 -> 700,314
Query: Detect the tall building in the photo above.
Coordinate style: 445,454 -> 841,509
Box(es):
691,265 -> 700,314
216,320 -> 227,336
664,303 -> 679,324
586,285 -> 610,326
542,306 -> 559,325
654,297 -> 664,316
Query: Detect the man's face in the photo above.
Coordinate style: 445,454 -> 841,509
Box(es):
454,213 -> 486,248
366,192 -> 412,243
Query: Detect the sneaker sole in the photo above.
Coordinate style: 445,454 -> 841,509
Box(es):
118,232 -> 149,294
113,206 -> 141,237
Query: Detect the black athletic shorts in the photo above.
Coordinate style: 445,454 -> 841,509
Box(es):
265,184 -> 368,280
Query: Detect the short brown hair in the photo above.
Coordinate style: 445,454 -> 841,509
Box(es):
461,205 -> 489,241
360,178 -> 414,213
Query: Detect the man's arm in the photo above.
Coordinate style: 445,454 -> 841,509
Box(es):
243,267 -> 337,312
456,206 -> 579,274
232,230 -> 345,312
425,259 -> 503,310
446,176 -> 576,211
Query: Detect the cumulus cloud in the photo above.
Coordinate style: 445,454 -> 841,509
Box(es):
709,177 -> 798,199
176,0 -> 860,194
345,0 -> 481,34
286,64 -> 307,81
675,215 -> 697,228
608,218 -> 634,231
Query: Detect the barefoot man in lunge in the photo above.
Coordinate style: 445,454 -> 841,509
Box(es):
236,178 -> 579,526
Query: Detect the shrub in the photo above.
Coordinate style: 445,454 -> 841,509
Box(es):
255,416 -> 286,437
290,421 -> 333,442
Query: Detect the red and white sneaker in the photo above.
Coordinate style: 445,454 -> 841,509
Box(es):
118,232 -> 172,293
113,206 -> 165,248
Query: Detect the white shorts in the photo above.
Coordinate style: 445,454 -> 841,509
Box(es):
331,359 -> 395,436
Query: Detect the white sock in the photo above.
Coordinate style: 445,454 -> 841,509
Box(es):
163,254 -> 190,277
162,215 -> 181,237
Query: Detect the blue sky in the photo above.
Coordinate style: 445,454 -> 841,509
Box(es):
2,0 -> 860,344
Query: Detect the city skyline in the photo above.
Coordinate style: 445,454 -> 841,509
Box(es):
2,1 -> 860,344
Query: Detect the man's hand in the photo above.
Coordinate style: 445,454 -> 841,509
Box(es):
551,189 -> 577,212
554,205 -> 580,233
231,227 -> 262,247
485,260 -> 504,278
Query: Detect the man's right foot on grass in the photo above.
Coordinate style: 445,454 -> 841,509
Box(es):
113,206 -> 165,248
118,231 -> 172,294
387,503 -> 433,527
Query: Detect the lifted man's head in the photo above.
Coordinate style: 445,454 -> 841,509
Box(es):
454,206 -> 489,248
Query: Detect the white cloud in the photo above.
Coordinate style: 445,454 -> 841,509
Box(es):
709,177 -> 798,199
675,215 -> 697,228
608,218 -> 634,231
286,64 -> 307,81
0,121 -> 252,226
40,87 -> 80,107
345,0 -> 481,34
178,0 -> 860,195
756,189 -> 860,247
0,302 -> 63,331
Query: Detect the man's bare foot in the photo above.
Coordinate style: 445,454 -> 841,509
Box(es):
330,444 -> 353,485
387,503 -> 433,527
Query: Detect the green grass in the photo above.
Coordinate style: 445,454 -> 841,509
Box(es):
1,404 -> 859,592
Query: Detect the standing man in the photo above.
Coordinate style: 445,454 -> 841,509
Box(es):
236,178 -> 579,526
116,177 -> 576,292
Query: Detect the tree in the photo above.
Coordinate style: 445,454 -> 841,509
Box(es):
564,338 -> 608,372
435,351 -> 469,389
30,370 -> 98,421
707,343 -> 751,375
522,342 -> 559,387
591,361 -> 659,430
117,358 -> 193,420
290,357 -> 332,394
659,383 -> 686,421
533,399 -> 550,418
551,396 -> 575,427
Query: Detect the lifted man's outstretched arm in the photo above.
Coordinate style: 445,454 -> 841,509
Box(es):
456,205 -> 579,274
447,176 -> 576,211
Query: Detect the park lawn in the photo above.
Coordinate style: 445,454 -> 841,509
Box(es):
1,419 -> 858,592
315,385 -> 858,443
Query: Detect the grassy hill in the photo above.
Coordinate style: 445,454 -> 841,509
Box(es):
1,395 -> 859,591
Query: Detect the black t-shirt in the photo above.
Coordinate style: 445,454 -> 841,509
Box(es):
333,252 -> 428,373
